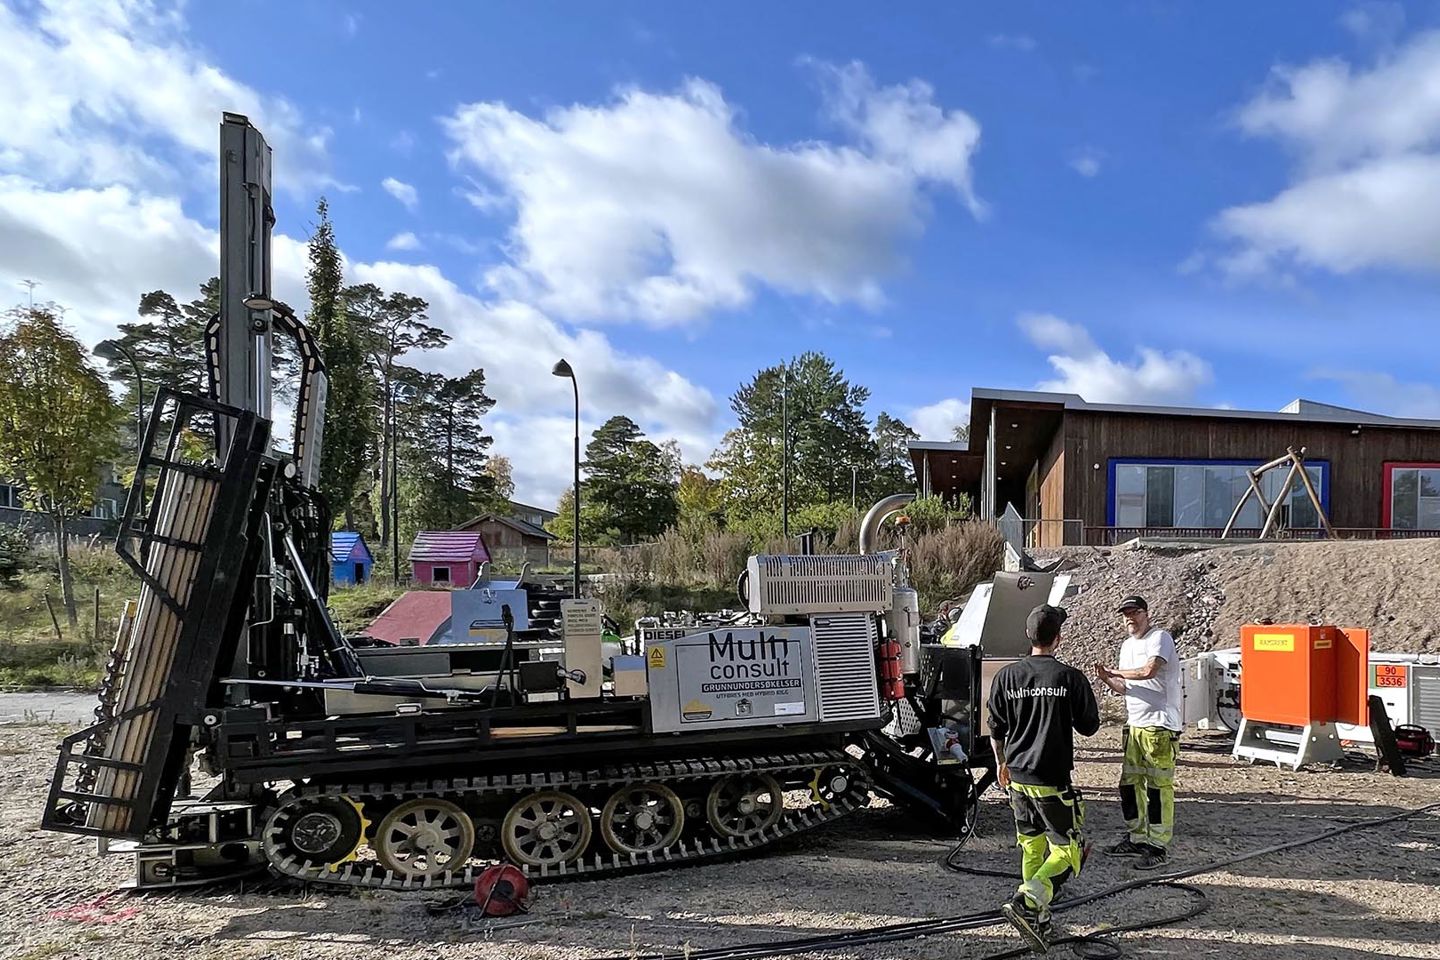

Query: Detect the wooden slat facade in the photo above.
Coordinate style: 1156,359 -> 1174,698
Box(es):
1060,410 -> 1440,536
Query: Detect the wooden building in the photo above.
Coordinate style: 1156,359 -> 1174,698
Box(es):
329,531 -> 374,586
910,388 -> 1440,547
456,513 -> 554,565
409,530 -> 490,586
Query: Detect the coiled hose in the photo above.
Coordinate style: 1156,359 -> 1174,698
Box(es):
633,797 -> 1440,960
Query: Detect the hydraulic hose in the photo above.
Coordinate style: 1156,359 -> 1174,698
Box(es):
632,799 -> 1440,960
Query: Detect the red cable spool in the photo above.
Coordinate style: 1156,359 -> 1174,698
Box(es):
474,864 -> 530,917
878,638 -> 904,701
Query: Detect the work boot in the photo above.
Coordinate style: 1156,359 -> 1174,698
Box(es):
1104,837 -> 1148,858
1000,894 -> 1050,955
1133,845 -> 1169,871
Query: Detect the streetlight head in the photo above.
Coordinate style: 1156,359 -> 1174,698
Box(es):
92,339 -> 120,360
552,359 -> 574,379
243,293 -> 276,311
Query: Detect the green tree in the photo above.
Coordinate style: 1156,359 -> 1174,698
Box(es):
99,279 -> 216,461
0,306 -> 121,624
483,455 -> 516,505
676,465 -> 722,532
306,198 -> 375,524
583,415 -> 679,544
873,411 -> 920,495
345,283 -> 447,548
709,352 -> 878,532
952,423 -> 970,445
545,484 -> 611,544
395,367 -> 499,532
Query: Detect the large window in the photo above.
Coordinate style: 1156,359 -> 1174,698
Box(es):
1385,464 -> 1440,530
1110,460 -> 1328,530
0,484 -> 17,509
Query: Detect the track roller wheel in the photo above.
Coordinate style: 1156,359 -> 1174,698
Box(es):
599,782 -> 685,856
809,766 -> 854,808
501,790 -> 593,868
264,795 -> 367,872
374,798 -> 475,880
706,773 -> 783,838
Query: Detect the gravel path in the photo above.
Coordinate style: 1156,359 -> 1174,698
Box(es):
3,722 -> 1437,960
0,691 -> 97,726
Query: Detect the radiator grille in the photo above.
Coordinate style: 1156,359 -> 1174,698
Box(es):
1414,666 -> 1440,733
747,555 -> 892,615
811,614 -> 882,722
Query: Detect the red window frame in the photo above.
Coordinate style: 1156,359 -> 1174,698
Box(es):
1381,462 -> 1440,528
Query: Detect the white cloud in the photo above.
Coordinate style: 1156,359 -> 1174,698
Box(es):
348,261 -> 719,503
908,398 -> 971,441
343,12 -> 361,38
1213,30 -> 1440,277
1215,154 -> 1440,275
442,62 -> 983,326
1313,370 -> 1440,418
1018,313 -> 1213,405
1069,147 -> 1103,178
382,177 -> 419,211
1340,2 -> 1406,45
0,3 -> 719,508
987,34 -> 1037,52
386,231 -> 422,252
0,0 -> 335,194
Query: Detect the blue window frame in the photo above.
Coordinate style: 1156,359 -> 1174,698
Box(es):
1107,458 -> 1330,529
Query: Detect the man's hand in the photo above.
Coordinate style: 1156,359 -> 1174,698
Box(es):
997,762 -> 1011,789
1095,662 -> 1126,694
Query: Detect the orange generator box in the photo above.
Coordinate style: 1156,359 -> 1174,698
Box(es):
1239,624 -> 1369,728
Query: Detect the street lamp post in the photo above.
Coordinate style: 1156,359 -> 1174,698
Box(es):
552,359 -> 581,599
781,362 -> 789,544
93,339 -> 146,517
391,382 -> 416,583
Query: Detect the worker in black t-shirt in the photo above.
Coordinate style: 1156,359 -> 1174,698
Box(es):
987,603 -> 1101,953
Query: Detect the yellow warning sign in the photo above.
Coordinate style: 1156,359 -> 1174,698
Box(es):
647,646 -> 667,669
1253,634 -> 1295,652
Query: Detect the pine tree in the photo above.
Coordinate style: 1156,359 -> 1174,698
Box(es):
344,283 -> 448,548
306,198 -> 375,524
582,416 -> 679,543
710,352 -> 878,533
873,411 -> 920,494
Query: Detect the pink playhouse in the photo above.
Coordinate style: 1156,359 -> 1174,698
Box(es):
408,530 -> 490,587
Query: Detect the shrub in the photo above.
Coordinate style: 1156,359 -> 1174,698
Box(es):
0,526 -> 35,587
905,521 -> 1004,615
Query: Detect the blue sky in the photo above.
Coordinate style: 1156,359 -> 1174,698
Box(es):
4,1 -> 1440,504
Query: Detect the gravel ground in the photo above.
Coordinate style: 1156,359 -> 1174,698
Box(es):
1031,539 -> 1440,711
3,720 -> 1437,960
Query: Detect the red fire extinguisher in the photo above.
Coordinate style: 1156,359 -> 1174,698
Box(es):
877,638 -> 904,701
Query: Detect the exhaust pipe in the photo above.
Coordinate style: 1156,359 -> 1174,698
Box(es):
859,493 -> 916,555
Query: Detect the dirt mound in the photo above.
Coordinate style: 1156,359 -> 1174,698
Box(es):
1033,539 -> 1440,696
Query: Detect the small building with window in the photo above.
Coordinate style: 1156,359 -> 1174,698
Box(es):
456,513 -> 554,565
330,531 -> 374,587
409,530 -> 490,587
0,466 -> 129,537
909,388 -> 1440,547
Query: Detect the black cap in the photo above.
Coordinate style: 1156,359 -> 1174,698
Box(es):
1026,604 -> 1067,646
1116,595 -> 1148,613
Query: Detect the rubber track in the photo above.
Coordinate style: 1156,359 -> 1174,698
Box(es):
261,748 -> 870,891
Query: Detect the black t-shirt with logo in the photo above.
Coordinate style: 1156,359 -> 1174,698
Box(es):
987,654 -> 1101,787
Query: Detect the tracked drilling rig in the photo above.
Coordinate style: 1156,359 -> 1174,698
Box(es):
41,115 -> 989,891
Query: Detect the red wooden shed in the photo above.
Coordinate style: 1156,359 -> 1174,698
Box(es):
409,530 -> 490,587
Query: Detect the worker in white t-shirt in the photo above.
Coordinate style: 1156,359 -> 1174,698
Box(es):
1093,595 -> 1183,870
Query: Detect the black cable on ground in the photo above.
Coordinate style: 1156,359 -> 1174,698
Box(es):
630,799 -> 1440,960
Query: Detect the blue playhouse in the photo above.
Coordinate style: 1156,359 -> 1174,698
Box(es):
330,531 -> 374,586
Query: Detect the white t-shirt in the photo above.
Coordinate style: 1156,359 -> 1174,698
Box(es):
1119,627 -> 1182,731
